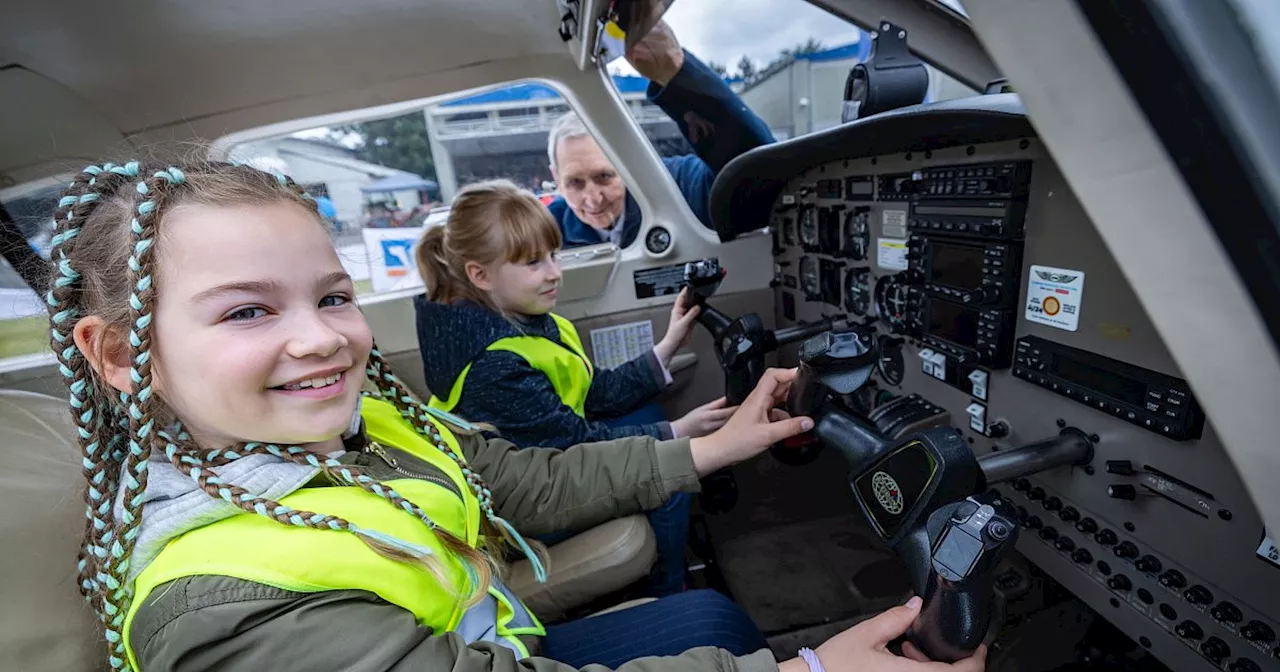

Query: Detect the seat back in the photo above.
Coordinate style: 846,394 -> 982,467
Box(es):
0,389 -> 104,671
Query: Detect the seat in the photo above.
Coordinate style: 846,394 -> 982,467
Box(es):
0,389 -> 656,671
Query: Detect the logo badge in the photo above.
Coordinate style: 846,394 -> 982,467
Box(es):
871,471 -> 904,515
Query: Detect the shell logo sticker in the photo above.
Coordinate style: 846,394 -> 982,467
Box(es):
871,471 -> 904,515
1042,296 -> 1061,316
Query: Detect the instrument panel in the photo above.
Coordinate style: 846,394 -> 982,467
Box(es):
768,138 -> 1280,672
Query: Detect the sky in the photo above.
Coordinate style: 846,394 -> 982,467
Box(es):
609,0 -> 967,77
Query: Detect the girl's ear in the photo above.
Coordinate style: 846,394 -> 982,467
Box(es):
72,316 -> 134,394
465,260 -> 495,293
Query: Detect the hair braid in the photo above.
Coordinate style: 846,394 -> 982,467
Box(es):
366,347 -> 550,582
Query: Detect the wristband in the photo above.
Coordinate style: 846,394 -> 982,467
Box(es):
798,647 -> 825,672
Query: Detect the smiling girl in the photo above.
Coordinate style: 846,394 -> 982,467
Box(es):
48,159 -> 982,672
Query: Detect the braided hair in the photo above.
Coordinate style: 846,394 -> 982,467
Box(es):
47,159 -> 547,671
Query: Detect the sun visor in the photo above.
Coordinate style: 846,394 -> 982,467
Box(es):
0,67 -> 125,185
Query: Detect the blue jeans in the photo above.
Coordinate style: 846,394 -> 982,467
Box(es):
538,403 -> 692,596
541,589 -> 768,667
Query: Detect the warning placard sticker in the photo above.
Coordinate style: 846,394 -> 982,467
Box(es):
877,238 -> 908,271
1025,265 -> 1085,331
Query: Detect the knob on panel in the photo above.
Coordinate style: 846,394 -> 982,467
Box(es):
1029,486 -> 1046,501
1058,507 -> 1080,523
1211,602 -> 1243,624
1114,541 -> 1139,559
1229,659 -> 1261,672
1076,517 -> 1098,534
1159,569 -> 1187,589
1175,620 -> 1204,640
1071,548 -> 1093,565
1135,555 -> 1162,574
1200,636 -> 1230,663
1241,620 -> 1275,643
1095,529 -> 1118,546
1043,496 -> 1063,512
1039,526 -> 1059,541
1054,536 -> 1076,552
1107,574 -> 1132,591
1184,585 -> 1214,606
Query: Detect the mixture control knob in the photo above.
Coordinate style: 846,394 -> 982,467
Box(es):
965,285 -> 1001,306
1114,541 -> 1140,559
1211,602 -> 1244,624
1107,574 -> 1133,591
1109,484 -> 1138,500
1175,620 -> 1204,640
1043,496 -> 1063,512
1013,478 -> 1031,492
1076,517 -> 1098,534
1026,515 -> 1044,530
1106,460 -> 1135,475
1242,620 -> 1276,643
1039,526 -> 1059,541
1229,659 -> 1261,672
1095,529 -> 1118,546
1135,555 -> 1163,574
1071,548 -> 1094,565
1159,569 -> 1188,589
1029,486 -> 1046,501
1058,506 -> 1080,523
1185,585 -> 1214,605
1054,536 -> 1076,552
1200,637 -> 1231,663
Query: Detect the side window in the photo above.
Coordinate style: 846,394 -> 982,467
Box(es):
1,178 -> 60,362
229,80 -> 646,299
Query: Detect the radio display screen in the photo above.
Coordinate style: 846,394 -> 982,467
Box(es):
927,299 -> 980,349
930,240 -> 985,289
1051,353 -> 1147,406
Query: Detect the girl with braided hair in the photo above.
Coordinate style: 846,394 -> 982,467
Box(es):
48,158 -> 984,672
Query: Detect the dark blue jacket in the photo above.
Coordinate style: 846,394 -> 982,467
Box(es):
414,298 -> 673,449
551,50 -> 775,248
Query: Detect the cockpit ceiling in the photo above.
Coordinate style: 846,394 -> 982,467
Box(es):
0,0 -> 571,138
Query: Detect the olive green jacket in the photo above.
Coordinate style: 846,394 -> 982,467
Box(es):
128,430 -> 779,672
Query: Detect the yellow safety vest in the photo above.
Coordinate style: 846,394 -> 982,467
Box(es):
122,397 -> 544,670
430,313 -> 595,417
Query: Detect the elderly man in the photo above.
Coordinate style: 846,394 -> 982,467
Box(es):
548,22 -> 775,248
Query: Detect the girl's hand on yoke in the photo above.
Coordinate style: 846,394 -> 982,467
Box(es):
689,368 -> 812,476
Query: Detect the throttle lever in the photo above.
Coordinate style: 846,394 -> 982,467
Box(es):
907,493 -> 1019,662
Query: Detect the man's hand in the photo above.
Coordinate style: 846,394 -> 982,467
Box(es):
625,20 -> 684,87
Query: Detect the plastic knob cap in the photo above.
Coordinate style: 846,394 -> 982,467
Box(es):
1106,460 -> 1135,475
1029,486 -> 1046,501
1013,478 -> 1030,492
1185,585 -> 1214,605
1026,515 -> 1043,530
1071,548 -> 1093,565
1229,659 -> 1261,672
1058,507 -> 1080,523
1242,621 -> 1276,643
1107,575 -> 1132,591
1095,529 -> 1118,546
1076,518 -> 1098,534
1054,536 -> 1076,552
1038,526 -> 1059,541
1108,484 -> 1138,500
1211,602 -> 1243,624
1114,541 -> 1140,560
1159,570 -> 1187,589
1175,620 -> 1204,640
1135,555 -> 1162,574
1201,637 -> 1230,662
1044,496 -> 1063,512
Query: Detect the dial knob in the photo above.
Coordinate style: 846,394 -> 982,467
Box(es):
1025,516 -> 1043,530
1029,486 -> 1046,501
1159,569 -> 1187,589
1058,507 -> 1080,523
1043,496 -> 1063,512
1075,517 -> 1098,534
1054,536 -> 1076,552
1106,460 -> 1135,475
1211,602 -> 1243,624
1114,541 -> 1139,560
1095,529 -> 1118,546
1013,478 -> 1030,492
1038,526 -> 1059,541
1107,574 -> 1132,591
1175,620 -> 1204,640
1200,637 -> 1230,663
1135,555 -> 1162,574
1108,484 -> 1138,500
1071,548 -> 1094,565
1184,585 -> 1214,605
1229,659 -> 1261,672
1241,620 -> 1276,643
964,285 -> 1001,306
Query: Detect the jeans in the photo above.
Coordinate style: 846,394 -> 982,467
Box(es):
541,589 -> 769,667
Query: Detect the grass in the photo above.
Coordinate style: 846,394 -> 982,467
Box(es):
0,315 -> 50,359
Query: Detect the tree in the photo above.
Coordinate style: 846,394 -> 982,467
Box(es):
736,55 -> 757,83
782,38 -> 826,58
331,112 -> 436,181
706,60 -> 729,77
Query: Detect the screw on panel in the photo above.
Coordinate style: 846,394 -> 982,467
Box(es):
820,165 -> 826,173
871,157 -> 878,165
967,436 -> 974,444
1218,509 -> 1233,521
843,161 -> 849,168
1019,139 -> 1031,150
1083,465 -> 1095,476
1090,433 -> 1101,443
905,152 -> 913,161
1110,598 -> 1120,608
966,146 -> 976,156
1139,636 -> 1151,648
925,150 -> 933,159
1056,419 -> 1067,428
1124,522 -> 1136,532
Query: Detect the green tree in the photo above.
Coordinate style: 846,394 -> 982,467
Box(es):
332,112 -> 437,180
763,39 -> 826,72
736,55 -> 757,83
706,61 -> 729,77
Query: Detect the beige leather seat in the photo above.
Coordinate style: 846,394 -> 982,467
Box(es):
0,389 -> 655,670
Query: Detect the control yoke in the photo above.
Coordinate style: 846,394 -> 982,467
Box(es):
789,331 -> 1094,662
682,259 -> 840,405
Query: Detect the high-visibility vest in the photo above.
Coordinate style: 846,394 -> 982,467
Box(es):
122,397 -> 544,669
430,313 -> 594,417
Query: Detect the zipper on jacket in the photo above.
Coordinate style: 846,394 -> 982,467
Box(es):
364,440 -> 462,498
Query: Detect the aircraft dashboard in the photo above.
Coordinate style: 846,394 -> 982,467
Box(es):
711,94 -> 1280,672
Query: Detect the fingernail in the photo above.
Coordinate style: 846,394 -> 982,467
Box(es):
906,596 -> 922,610
800,418 -> 814,431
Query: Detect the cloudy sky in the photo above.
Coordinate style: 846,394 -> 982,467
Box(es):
610,0 -> 966,77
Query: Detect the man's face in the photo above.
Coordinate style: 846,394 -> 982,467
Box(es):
552,135 -> 627,231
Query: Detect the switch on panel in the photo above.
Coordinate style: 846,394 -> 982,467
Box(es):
918,349 -> 936,377
928,351 -> 947,381
966,402 -> 987,434
968,369 -> 989,401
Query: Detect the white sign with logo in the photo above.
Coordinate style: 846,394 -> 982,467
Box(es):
1025,265 -> 1085,331
361,226 -> 428,294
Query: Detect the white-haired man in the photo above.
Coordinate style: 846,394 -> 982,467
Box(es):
548,22 -> 774,248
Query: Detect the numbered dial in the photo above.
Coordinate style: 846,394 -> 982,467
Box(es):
875,273 -> 913,333
845,268 -> 872,316
799,256 -> 820,298
843,210 -> 871,261
799,207 -> 820,249
877,335 -> 905,386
